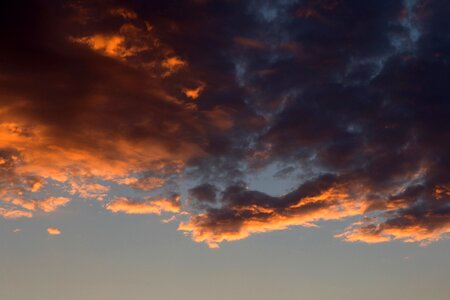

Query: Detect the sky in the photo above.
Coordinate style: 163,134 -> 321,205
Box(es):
0,0 -> 449,299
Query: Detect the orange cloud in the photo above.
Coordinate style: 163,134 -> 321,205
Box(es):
0,120 -> 199,184
74,34 -> 126,57
12,197 -> 70,213
162,56 -> 187,77
70,182 -> 110,201
0,3 -> 207,212
106,196 -> 180,215
0,208 -> 32,219
162,215 -> 177,223
115,176 -> 165,191
131,177 -> 165,191
338,219 -> 450,246
179,185 -> 368,248
434,184 -> 450,199
47,227 -> 61,235
183,84 -> 205,100
335,224 -> 392,244
109,7 -> 138,19
71,22 -> 153,60
71,22 -> 156,65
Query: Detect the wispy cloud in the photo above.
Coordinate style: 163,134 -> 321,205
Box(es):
47,227 -> 61,236
106,195 -> 180,215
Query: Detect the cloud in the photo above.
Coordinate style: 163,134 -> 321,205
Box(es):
162,215 -> 177,224
12,197 -> 70,213
180,176 -> 369,248
0,208 -> 32,219
47,227 -> 61,236
0,0 -> 215,213
73,35 -> 127,58
70,182 -> 110,201
337,192 -> 450,245
183,84 -> 205,100
106,195 -> 180,215
132,177 -> 166,191
188,183 -> 218,210
0,0 -> 449,249
162,56 -> 187,77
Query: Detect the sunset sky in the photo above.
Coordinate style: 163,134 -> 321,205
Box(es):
1,0 -> 450,299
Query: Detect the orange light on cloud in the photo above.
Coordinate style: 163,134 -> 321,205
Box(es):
106,196 -> 180,215
183,84 -> 205,100
234,37 -> 267,50
162,56 -> 187,77
70,182 -> 110,201
47,227 -> 61,235
179,187 -> 368,248
0,208 -> 33,219
12,197 -> 70,213
74,34 -> 126,57
337,220 -> 450,246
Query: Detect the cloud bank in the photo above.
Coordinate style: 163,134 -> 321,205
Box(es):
0,0 -> 449,248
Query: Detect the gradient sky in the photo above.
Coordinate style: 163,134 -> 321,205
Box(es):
1,0 -> 450,299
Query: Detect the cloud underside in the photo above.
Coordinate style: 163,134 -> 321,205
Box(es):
0,0 -> 449,248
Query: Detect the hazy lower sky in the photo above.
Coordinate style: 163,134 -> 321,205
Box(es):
1,0 -> 449,299
1,206 -> 450,300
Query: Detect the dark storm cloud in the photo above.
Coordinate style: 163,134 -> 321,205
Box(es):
188,183 -> 219,210
179,0 -> 450,246
0,0 -> 449,247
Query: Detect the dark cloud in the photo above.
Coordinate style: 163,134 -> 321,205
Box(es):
188,183 -> 218,210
